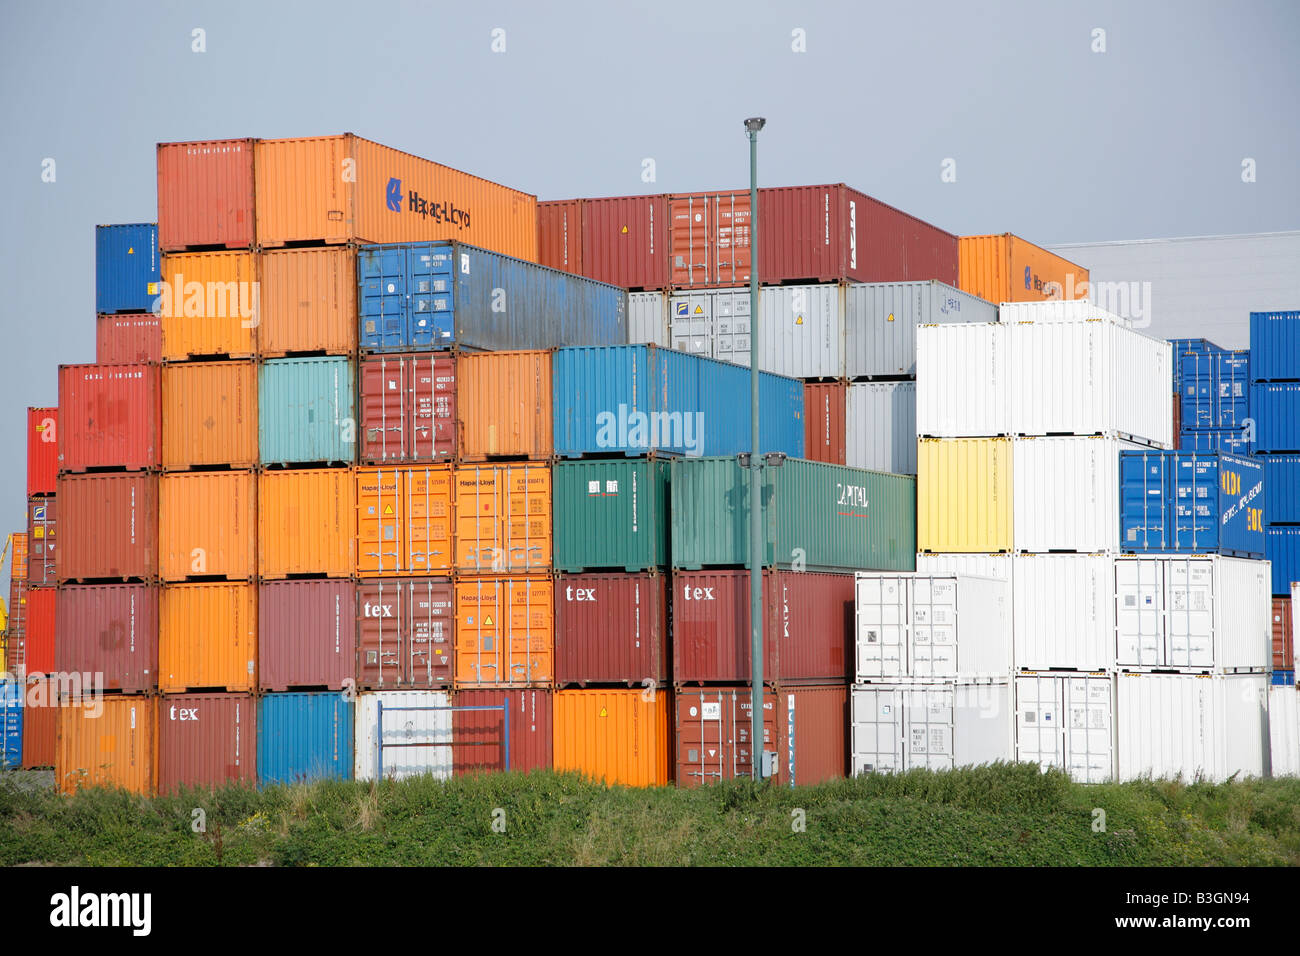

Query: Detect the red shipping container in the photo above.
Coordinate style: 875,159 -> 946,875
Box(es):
56,473 -> 158,582
357,578 -> 454,688
672,569 -> 853,685
536,200 -> 584,275
675,684 -> 847,787
57,364 -> 161,472
581,194 -> 671,290
358,353 -> 456,463
803,382 -> 847,465
451,687 -> 553,774
22,678 -> 58,768
157,139 -> 256,252
55,584 -> 159,693
670,190 -> 753,289
1274,597 -> 1294,672
24,587 -> 56,674
158,692 -> 256,793
26,497 -> 56,586
555,572 -> 668,686
259,579 -> 357,692
96,314 -> 163,364
27,407 -> 57,497
7,577 -> 27,674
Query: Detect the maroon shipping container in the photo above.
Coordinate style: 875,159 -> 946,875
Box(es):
157,139 -> 256,251
358,353 -> 456,463
157,692 -> 256,793
57,363 -> 161,472
27,406 -> 58,497
56,584 -> 159,693
96,314 -> 163,365
56,473 -> 158,582
672,569 -> 853,685
581,194 -> 671,290
25,587 -> 56,675
536,200 -> 584,275
803,382 -> 847,465
555,572 -> 668,686
357,578 -> 454,688
259,579 -> 356,692
452,688 -> 553,774
22,678 -> 58,768
674,684 -> 847,787
1274,597 -> 1294,672
26,497 -> 56,586
670,190 -> 753,289
1171,392 -> 1180,447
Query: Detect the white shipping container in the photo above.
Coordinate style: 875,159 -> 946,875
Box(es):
1116,672 -> 1267,782
1013,554 -> 1115,671
917,323 -> 1009,437
628,291 -> 668,347
1115,556 -> 1272,672
1013,436 -> 1143,553
851,681 -> 1013,774
854,573 -> 1011,681
845,381 -> 916,475
1015,672 -> 1115,783
354,690 -> 452,782
997,300 -> 1131,324
915,553 -> 1013,581
1269,685 -> 1299,777
845,280 -> 996,378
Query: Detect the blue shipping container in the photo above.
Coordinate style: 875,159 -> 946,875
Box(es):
1169,337 -> 1225,393
1119,451 -> 1264,557
1178,427 -> 1252,456
358,240 -> 627,352
257,692 -> 354,785
1179,350 -> 1250,430
259,357 -> 356,466
1250,311 -> 1300,382
1259,454 -> 1300,524
96,223 -> 161,314
1,682 -> 21,768
1266,526 -> 1300,596
1273,670 -> 1296,687
1251,383 -> 1300,453
551,344 -> 805,458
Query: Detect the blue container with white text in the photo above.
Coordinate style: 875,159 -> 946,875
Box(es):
1119,450 -> 1264,557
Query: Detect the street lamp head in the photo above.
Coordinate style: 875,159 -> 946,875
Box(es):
743,117 -> 767,133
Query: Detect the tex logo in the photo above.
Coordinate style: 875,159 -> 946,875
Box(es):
386,177 -> 403,212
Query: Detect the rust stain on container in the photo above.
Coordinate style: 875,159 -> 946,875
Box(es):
258,246 -> 357,356
57,473 -> 158,582
161,360 -> 258,469
358,353 -> 456,463
258,468 -> 355,579
803,382 -> 847,465
57,697 -> 157,796
554,688 -> 671,787
555,572 -> 668,687
457,351 -> 552,461
157,138 -> 256,251
451,688 -> 554,774
357,577 -> 454,688
258,579 -> 356,692
159,470 -> 256,580
158,250 -> 258,359
55,583 -> 158,693
356,465 -> 453,575
157,692 -> 256,793
454,576 -> 553,687
159,582 -> 257,692
97,313 -> 163,365
453,463 -> 552,573
58,363 -> 161,472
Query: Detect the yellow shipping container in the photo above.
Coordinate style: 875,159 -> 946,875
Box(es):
454,576 -> 553,687
258,246 -> 357,356
457,351 -> 552,460
258,468 -> 356,578
159,470 -> 257,581
918,438 -> 1013,553
554,689 -> 671,788
958,234 -> 1090,304
57,696 -> 157,796
162,361 -> 258,469
356,465 -> 453,575
159,582 -> 257,693
453,463 -> 552,573
158,250 -> 258,359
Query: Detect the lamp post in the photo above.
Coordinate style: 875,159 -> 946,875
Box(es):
744,116 -> 766,779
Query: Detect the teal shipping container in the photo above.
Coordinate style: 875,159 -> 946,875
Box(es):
552,459 -> 671,571
257,692 -> 354,785
259,356 -> 356,466
670,457 -> 916,571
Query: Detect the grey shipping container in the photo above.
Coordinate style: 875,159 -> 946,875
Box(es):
845,280 -> 996,379
846,382 -> 917,475
628,291 -> 669,347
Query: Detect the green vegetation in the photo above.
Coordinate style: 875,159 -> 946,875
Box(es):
2,763 -> 1298,866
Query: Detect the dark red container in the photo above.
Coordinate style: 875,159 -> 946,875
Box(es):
670,190 -> 752,289
581,194 -> 671,290
157,139 -> 256,251
1274,596 -> 1294,672
96,314 -> 163,364
674,683 -> 847,787
452,688 -> 553,774
555,572 -> 668,686
536,200 -> 584,275
259,579 -> 356,692
672,569 -> 853,685
157,692 -> 256,793
57,363 -> 161,472
803,382 -> 847,465
24,587 -> 56,674
26,497 -> 56,586
357,578 -> 454,688
56,473 -> 158,582
358,353 -> 456,463
21,678 -> 58,768
55,584 -> 159,693
27,407 -> 58,497
1171,393 -> 1180,448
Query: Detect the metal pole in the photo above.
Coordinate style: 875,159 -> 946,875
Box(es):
744,116 -> 766,779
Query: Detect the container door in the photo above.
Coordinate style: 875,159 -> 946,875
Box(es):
504,466 -> 552,572
360,356 -> 409,460
1119,452 -> 1168,552
456,580 -> 503,684
855,577 -> 906,680
408,580 -> 453,686
413,355 -> 455,461
403,467 -> 452,573
905,686 -> 955,771
408,245 -> 454,348
671,197 -> 711,288
1172,456 -> 1218,553
676,690 -> 731,786
357,470 -> 404,573
505,578 -> 553,685
1115,559 -> 1165,667
669,293 -> 713,355
1063,676 -> 1113,783
851,687 -> 903,774
358,582 -> 405,686
455,467 -> 503,572
712,289 -> 752,367
910,577 -> 958,678
358,246 -> 409,351
1165,559 -> 1215,669
1015,675 -> 1064,774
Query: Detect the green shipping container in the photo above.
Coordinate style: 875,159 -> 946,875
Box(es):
671,457 -> 916,572
553,459 -> 671,571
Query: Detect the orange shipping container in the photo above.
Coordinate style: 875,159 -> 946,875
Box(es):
158,250 -> 258,359
454,576 -> 553,687
356,465 -> 453,575
553,688 -> 671,787
159,582 -> 257,692
958,234 -> 1090,304
162,361 -> 258,469
56,697 -> 157,796
254,135 -> 538,258
454,464 -> 552,573
21,677 -> 58,768
457,351 -> 552,461
159,471 -> 257,581
258,246 -> 358,356
258,468 -> 356,579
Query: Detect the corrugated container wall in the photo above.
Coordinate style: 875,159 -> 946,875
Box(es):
1269,685 -> 1299,777
958,234 -> 1089,303
917,438 -> 1012,553
96,314 -> 162,365
1179,350 -> 1250,430
554,689 -> 671,787
1178,427 -> 1252,456
159,470 -> 256,580
58,364 -> 160,472
356,578 -> 454,688
452,688 -> 553,774
457,351 -> 552,461
1015,436 -> 1141,553
25,588 -> 56,673
355,465 -> 453,575
159,583 -> 257,692
57,698 -> 157,796
161,361 -> 258,469
55,584 -> 158,693
56,473 -> 158,582
158,251 -> 258,359
454,576 -> 553,687
844,280 -> 995,379
1013,555 -> 1116,673
354,690 -> 451,781
259,357 -> 356,465
1266,527 -> 1300,596
556,572 -> 669,686
552,459 -> 671,573
628,292 -> 669,347
1251,383 -> 1300,453
1259,455 -> 1300,523
96,223 -> 160,314
1274,596 -> 1294,672
536,199 -> 583,275
850,682 -> 1013,774
452,463 -> 551,574
157,139 -> 256,251
157,693 -> 257,794
916,324 -> 1009,438
359,353 -> 457,463
257,692 -> 353,784
1250,310 -> 1300,381
22,679 -> 57,768
26,498 -> 56,586
803,382 -> 847,466
257,246 -> 357,356
258,469 -> 355,578
845,382 -> 917,474
259,579 -> 356,692
581,194 -> 671,290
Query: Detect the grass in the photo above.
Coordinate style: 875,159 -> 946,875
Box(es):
2,763 -> 1299,866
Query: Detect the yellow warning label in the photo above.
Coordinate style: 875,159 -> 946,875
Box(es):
620,225 -> 628,234
887,312 -> 896,323
33,528 -> 44,538
383,504 -> 394,515
147,282 -> 159,294
795,315 -> 804,325
694,305 -> 703,315
599,707 -> 608,717
484,615 -> 494,627
127,247 -> 134,254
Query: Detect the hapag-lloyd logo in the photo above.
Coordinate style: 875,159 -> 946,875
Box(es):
385,176 -> 472,229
